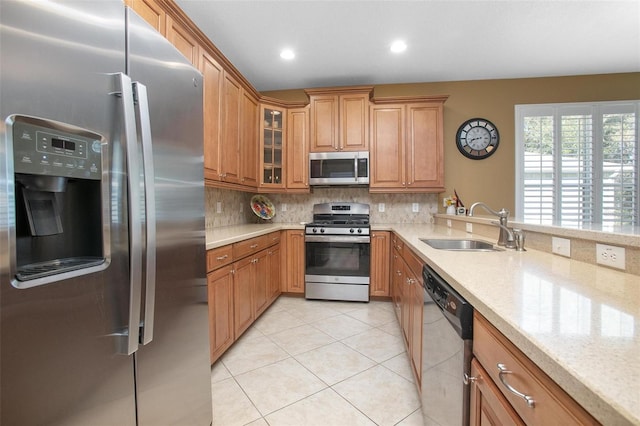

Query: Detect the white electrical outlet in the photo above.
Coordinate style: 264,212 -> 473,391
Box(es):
412,203 -> 419,213
281,203 -> 287,212
596,243 -> 626,270
216,201 -> 222,214
239,203 -> 243,213
447,219 -> 452,228
552,237 -> 571,257
466,223 -> 473,233
378,203 -> 385,212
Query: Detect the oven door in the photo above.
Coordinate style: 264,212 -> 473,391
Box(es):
305,235 -> 370,283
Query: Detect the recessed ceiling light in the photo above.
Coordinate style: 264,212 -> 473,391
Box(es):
280,49 -> 295,60
390,40 -> 407,53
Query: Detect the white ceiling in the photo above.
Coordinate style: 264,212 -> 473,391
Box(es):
175,0 -> 640,92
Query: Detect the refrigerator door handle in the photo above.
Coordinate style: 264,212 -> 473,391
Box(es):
115,72 -> 143,355
133,81 -> 156,345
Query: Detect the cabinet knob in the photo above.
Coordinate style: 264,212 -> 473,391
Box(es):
463,373 -> 478,385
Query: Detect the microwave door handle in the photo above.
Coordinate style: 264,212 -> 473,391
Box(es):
133,81 -> 156,346
354,157 -> 358,182
114,73 -> 142,355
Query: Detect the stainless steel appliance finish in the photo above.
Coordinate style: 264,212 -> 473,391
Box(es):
309,151 -> 370,186
421,264 -> 474,426
0,2 -> 212,424
305,203 -> 371,302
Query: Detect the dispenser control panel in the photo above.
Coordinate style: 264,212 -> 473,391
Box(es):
12,116 -> 104,180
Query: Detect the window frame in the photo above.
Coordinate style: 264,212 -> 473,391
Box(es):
515,100 -> 640,228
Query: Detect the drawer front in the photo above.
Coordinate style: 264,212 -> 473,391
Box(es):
207,245 -> 233,272
233,235 -> 268,259
473,313 -> 598,426
265,231 -> 281,247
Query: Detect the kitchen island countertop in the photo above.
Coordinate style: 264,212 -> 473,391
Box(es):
206,223 -> 639,425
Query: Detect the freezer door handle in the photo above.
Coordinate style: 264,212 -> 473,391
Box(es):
115,72 -> 143,355
133,81 -> 156,345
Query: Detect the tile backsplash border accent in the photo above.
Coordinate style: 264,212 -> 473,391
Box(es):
205,187 -> 439,227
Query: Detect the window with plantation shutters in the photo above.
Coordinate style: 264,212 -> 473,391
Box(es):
516,101 -> 640,228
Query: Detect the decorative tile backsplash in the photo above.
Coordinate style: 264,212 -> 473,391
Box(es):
205,187 -> 438,227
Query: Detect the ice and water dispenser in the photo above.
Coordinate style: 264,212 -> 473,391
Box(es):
9,115 -> 108,288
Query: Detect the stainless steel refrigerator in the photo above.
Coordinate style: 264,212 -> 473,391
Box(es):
0,1 -> 212,424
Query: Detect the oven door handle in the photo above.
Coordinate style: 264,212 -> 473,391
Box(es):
305,235 -> 371,244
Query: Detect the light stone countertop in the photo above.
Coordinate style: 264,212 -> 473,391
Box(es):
205,223 -> 304,250
206,223 -> 640,425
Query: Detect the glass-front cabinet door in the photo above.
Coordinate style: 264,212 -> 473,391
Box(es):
260,105 -> 285,189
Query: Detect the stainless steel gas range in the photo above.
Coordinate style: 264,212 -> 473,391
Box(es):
304,203 -> 370,302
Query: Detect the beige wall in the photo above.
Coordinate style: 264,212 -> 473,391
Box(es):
263,72 -> 640,214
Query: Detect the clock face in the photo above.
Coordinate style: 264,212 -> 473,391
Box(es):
456,118 -> 500,159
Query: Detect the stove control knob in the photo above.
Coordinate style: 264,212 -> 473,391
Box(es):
357,228 -> 362,234
312,228 -> 318,233
350,228 -> 355,233
320,228 -> 325,233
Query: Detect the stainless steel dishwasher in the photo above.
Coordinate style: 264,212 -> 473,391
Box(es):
421,264 -> 474,426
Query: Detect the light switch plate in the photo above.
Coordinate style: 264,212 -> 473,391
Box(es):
466,223 -> 473,233
378,203 -> 385,212
596,243 -> 626,270
412,203 -> 419,213
281,203 -> 287,212
552,237 -> 571,257
216,201 -> 222,214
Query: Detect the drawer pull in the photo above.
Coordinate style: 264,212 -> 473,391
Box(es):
250,244 -> 259,249
497,363 -> 536,408
216,255 -> 229,261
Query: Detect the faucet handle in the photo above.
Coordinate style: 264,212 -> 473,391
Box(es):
513,229 -> 526,251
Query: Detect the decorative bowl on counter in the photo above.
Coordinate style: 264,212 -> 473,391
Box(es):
250,194 -> 275,220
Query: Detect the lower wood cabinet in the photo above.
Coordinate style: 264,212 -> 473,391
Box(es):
206,231 -> 281,364
207,265 -> 234,363
283,230 -> 305,293
392,233 -> 423,388
370,231 -> 390,296
472,313 -> 598,425
267,245 -> 281,303
470,358 -> 525,426
233,255 -> 256,338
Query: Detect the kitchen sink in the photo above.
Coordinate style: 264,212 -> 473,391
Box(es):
420,238 -> 503,252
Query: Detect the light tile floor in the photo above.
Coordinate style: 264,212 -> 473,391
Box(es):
211,296 -> 423,426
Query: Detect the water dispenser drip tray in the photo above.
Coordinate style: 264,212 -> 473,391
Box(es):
16,257 -> 105,281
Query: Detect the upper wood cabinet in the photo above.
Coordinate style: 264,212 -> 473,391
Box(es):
240,91 -> 259,187
199,50 -> 223,183
259,105 -> 286,189
220,73 -> 242,184
128,0 -> 166,34
370,96 -> 448,193
286,106 -> 310,192
306,86 -> 372,152
165,15 -> 199,66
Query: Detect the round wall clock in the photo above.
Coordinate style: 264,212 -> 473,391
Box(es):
455,118 -> 500,160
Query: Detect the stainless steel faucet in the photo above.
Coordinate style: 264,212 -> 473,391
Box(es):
468,202 -> 513,248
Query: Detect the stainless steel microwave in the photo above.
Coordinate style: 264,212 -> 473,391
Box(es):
309,151 -> 370,186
